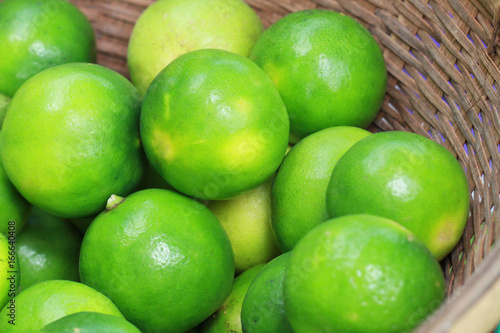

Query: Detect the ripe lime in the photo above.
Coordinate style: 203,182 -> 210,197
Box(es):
0,0 -> 96,97
209,177 -> 280,273
272,126 -> 371,252
1,63 -> 145,218
41,312 -> 141,333
141,49 -> 289,200
18,207 -> 81,291
326,131 -> 470,260
284,214 -> 445,333
250,9 -> 387,143
0,280 -> 123,332
0,232 -> 18,309
0,93 -> 9,127
241,252 -> 294,333
202,263 -> 265,333
128,0 -> 263,94
0,133 -> 30,235
80,189 -> 235,333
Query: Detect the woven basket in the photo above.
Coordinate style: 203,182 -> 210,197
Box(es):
70,0 -> 500,331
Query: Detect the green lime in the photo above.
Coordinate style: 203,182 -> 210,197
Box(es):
241,252 -> 294,333
284,214 -> 445,333
250,9 -> 387,143
1,63 -> 145,219
80,189 -> 235,333
18,207 -> 81,291
209,177 -> 280,273
0,232 -> 19,310
326,131 -> 470,260
0,93 -> 10,127
202,263 -> 265,333
0,132 -> 30,235
141,49 -> 289,200
0,0 -> 96,97
272,126 -> 371,252
128,0 -> 263,94
41,312 -> 141,333
0,280 -> 123,332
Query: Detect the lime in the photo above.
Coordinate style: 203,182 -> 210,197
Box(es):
250,9 -> 387,142
41,312 -> 141,333
326,131 -> 470,260
80,189 -> 235,333
272,126 -> 371,252
202,263 -> 265,333
241,252 -> 294,333
0,93 -> 10,127
0,132 -> 30,235
0,0 -> 95,97
209,177 -> 280,273
0,232 -> 18,310
284,214 -> 445,333
17,207 -> 81,291
128,0 -> 263,94
1,63 -> 145,219
141,49 -> 289,200
0,280 -> 123,332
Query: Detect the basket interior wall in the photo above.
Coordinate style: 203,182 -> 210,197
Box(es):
71,0 -> 500,297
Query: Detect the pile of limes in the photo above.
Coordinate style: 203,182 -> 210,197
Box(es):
0,0 -> 470,332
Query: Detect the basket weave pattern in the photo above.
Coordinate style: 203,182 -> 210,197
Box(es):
71,0 -> 500,330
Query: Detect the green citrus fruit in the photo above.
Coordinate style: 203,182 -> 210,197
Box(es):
80,189 -> 235,333
209,177 -> 280,273
1,63 -> 145,219
128,0 -> 263,95
141,49 -> 289,200
272,126 -> 371,252
326,131 -> 470,260
0,232 -> 19,310
0,93 -> 10,127
18,207 -> 81,291
0,280 -> 123,332
284,214 -> 445,333
202,263 -> 265,333
0,0 -> 96,97
41,312 -> 141,333
250,9 -> 387,143
241,252 -> 294,333
0,132 -> 30,235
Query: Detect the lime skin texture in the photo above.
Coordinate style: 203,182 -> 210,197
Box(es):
41,311 -> 142,333
17,207 -> 82,291
202,263 -> 265,333
79,189 -> 235,333
272,126 -> 371,252
250,9 -> 387,143
141,48 -> 289,200
0,0 -> 96,97
284,214 -> 445,333
0,280 -> 124,333
241,252 -> 294,333
326,131 -> 470,260
128,0 -> 263,95
0,132 -> 30,235
208,176 -> 281,273
1,63 -> 145,219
